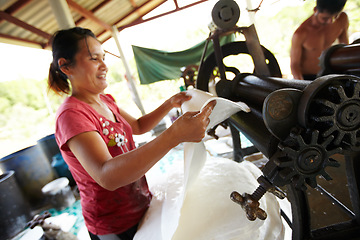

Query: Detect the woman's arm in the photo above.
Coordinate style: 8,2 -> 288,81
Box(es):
120,92 -> 191,135
67,100 -> 215,191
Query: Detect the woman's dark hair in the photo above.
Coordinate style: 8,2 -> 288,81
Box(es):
316,0 -> 347,15
48,27 -> 96,94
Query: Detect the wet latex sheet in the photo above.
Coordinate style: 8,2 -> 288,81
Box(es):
134,89 -> 291,240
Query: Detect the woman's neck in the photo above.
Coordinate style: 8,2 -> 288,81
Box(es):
72,91 -> 103,105
72,92 -> 115,122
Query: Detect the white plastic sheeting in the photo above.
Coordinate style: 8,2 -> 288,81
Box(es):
134,89 -> 291,240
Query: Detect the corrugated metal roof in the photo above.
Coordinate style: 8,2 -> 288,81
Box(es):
0,0 -> 209,49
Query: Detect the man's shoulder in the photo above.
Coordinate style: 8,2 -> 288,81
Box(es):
336,11 -> 349,26
293,23 -> 310,41
338,11 -> 348,20
294,16 -> 313,34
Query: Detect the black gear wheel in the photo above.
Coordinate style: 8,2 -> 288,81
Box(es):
299,75 -> 360,151
196,41 -> 282,92
314,82 -> 360,149
271,129 -> 342,190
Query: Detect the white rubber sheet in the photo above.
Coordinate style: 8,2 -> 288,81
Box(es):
134,89 -> 291,240
181,88 -> 250,197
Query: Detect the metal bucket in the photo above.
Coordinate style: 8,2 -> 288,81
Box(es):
0,145 -> 57,208
52,153 -> 76,186
37,133 -> 60,163
0,170 -> 31,239
42,177 -> 76,210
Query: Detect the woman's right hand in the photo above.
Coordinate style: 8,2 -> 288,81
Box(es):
169,100 -> 216,143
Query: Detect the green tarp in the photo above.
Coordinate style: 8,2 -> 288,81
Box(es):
132,34 -> 235,85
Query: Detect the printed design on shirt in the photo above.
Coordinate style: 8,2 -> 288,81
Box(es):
100,117 -> 129,152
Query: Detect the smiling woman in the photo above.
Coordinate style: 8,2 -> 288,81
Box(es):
47,26 -> 216,239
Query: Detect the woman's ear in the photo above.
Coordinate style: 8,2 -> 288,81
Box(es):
58,58 -> 71,75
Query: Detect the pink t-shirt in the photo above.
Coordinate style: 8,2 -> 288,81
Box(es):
55,94 -> 151,235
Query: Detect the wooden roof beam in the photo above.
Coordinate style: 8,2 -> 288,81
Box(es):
0,11 -> 52,40
129,0 -> 138,8
98,0 -> 164,43
4,0 -> 32,13
0,0 -> 32,25
0,33 -> 46,48
101,0 -> 208,43
116,0 -> 167,31
173,0 -> 179,9
109,0 -> 157,27
117,0 -> 208,31
66,0 -> 112,31
74,0 -> 112,25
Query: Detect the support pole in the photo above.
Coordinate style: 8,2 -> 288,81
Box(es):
243,24 -> 270,77
245,0 -> 256,26
47,0 -> 75,29
111,26 -> 146,115
47,0 -> 75,117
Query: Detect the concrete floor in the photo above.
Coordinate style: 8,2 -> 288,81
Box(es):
307,154 -> 353,230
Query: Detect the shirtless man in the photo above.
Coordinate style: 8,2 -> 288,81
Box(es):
290,0 -> 349,80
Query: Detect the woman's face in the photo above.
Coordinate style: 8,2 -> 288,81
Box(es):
68,36 -> 108,94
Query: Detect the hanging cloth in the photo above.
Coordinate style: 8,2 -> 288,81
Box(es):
132,34 -> 235,85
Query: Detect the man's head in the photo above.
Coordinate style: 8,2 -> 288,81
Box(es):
315,0 -> 347,25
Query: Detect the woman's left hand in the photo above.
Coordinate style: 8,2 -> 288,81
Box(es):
169,91 -> 192,108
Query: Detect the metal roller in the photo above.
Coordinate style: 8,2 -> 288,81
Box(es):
319,43 -> 360,77
211,0 -> 240,30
